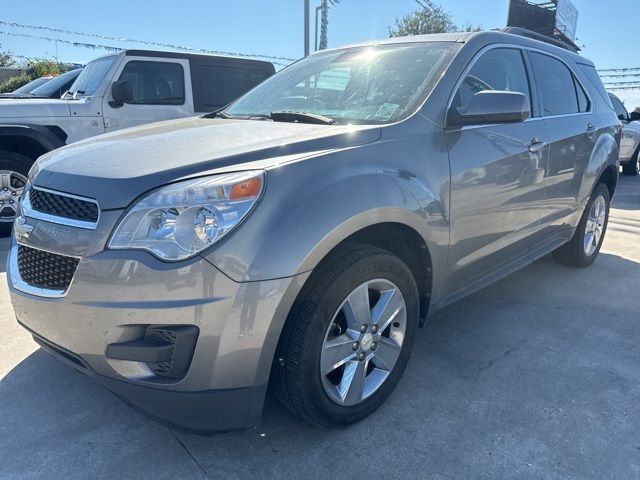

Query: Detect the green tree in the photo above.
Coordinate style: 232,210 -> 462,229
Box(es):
389,0 -> 456,37
0,44 -> 16,67
0,73 -> 31,93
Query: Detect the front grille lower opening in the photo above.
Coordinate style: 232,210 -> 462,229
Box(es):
17,245 -> 80,291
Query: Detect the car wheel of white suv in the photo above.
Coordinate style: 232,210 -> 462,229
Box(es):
0,151 -> 31,236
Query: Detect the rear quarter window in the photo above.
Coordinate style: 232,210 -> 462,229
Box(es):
578,63 -> 613,108
192,63 -> 272,112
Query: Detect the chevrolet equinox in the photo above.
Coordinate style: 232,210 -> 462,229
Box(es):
8,31 -> 619,431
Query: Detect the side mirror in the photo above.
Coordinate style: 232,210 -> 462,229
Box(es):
629,111 -> 640,122
449,90 -> 530,126
109,80 -> 133,108
618,113 -> 628,122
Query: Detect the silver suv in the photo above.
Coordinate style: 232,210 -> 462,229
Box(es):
8,31 -> 619,431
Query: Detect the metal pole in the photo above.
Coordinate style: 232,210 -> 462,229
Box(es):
304,0 -> 310,56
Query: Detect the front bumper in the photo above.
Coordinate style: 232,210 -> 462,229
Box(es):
8,213 -> 303,431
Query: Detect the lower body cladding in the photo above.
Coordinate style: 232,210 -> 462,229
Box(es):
8,231 -> 307,432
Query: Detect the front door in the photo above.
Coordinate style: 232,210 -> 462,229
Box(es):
445,47 -> 548,293
102,57 -> 193,133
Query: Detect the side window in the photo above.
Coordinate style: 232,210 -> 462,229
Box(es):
575,80 -> 590,113
529,52 -> 582,116
118,61 -> 185,105
609,96 -> 628,120
194,64 -> 270,110
453,48 -> 531,111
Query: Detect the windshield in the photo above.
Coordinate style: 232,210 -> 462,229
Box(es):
13,77 -> 51,94
68,55 -> 116,96
30,68 -> 82,97
225,42 -> 457,124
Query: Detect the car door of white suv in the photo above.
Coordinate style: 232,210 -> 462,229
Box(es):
102,55 -> 194,133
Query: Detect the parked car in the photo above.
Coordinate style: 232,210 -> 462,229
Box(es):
8,30 -> 619,432
0,50 -> 275,230
0,69 -> 82,100
0,76 -> 52,98
28,68 -> 83,99
608,92 -> 640,175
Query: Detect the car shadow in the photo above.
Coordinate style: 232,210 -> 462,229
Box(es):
0,237 -> 10,273
2,251 -> 639,479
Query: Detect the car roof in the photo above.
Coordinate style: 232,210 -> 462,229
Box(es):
314,30 -> 594,67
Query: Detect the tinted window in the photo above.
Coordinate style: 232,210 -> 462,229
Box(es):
194,64 -> 271,110
609,95 -> 628,119
530,52 -> 581,116
576,80 -> 590,113
453,48 -> 531,111
578,63 -> 612,107
118,61 -> 185,105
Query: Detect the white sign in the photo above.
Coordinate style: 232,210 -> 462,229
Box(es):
556,0 -> 579,41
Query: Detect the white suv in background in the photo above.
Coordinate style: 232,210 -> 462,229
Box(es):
0,49 -> 275,231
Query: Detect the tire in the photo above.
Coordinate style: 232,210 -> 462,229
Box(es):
0,151 -> 32,237
273,243 -> 420,427
552,183 -> 610,268
622,151 -> 640,176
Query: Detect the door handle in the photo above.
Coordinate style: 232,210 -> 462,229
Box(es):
586,123 -> 598,134
528,138 -> 546,154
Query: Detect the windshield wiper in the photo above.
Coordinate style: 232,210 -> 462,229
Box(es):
270,111 -> 337,125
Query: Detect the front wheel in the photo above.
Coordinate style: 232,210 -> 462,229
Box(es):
0,151 -> 32,237
273,244 -> 419,427
553,183 -> 610,267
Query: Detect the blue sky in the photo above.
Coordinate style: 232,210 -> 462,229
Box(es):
1,0 -> 639,105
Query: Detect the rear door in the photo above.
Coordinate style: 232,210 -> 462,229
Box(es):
445,46 -> 549,292
102,56 -> 193,133
527,51 -> 597,230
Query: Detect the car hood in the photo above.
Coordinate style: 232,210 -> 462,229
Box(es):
31,116 -> 381,209
0,98 -> 71,117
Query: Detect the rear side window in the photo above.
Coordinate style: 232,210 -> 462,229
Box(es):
118,61 -> 185,105
453,48 -> 531,110
193,64 -> 271,111
529,52 -> 588,116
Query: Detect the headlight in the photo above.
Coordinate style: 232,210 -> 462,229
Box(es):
109,171 -> 264,261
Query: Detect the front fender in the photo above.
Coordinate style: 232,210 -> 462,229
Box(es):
0,124 -> 67,152
202,144 -> 449,286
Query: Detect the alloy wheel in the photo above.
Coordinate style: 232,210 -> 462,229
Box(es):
320,279 -> 406,406
583,194 -> 606,256
0,170 -> 27,223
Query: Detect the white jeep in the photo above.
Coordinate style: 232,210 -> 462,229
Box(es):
0,49 -> 275,230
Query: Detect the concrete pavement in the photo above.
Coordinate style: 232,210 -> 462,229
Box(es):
1,175 -> 639,479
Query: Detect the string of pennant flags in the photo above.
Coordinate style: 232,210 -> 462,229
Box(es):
0,19 -> 297,66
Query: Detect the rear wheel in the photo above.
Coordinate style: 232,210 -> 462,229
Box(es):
622,151 -> 640,176
0,151 -> 31,237
273,244 -> 419,427
552,183 -> 610,267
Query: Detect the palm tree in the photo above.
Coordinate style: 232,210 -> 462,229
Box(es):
318,0 -> 340,50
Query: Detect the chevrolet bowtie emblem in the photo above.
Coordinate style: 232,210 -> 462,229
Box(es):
14,216 -> 34,242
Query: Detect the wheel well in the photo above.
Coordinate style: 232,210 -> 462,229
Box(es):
595,164 -> 618,198
337,223 -> 433,326
0,135 -> 49,161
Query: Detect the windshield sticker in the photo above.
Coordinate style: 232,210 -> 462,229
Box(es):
373,103 -> 399,120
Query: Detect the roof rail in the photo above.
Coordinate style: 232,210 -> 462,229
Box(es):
500,27 -> 578,53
